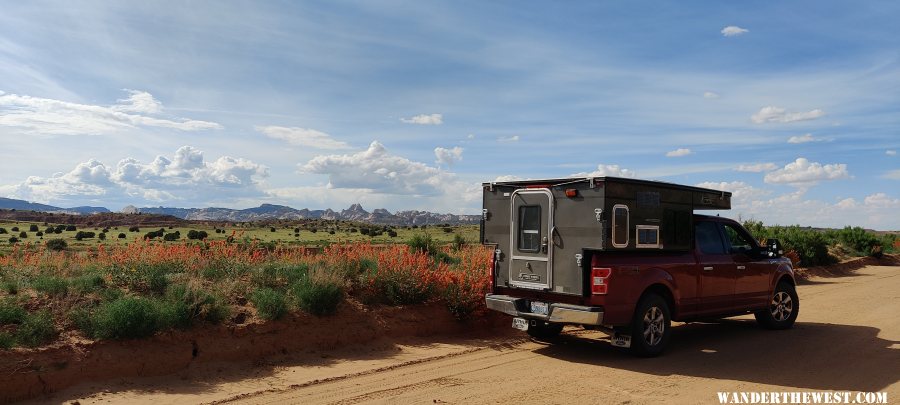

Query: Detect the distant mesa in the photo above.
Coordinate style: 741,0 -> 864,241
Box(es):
0,197 -> 477,225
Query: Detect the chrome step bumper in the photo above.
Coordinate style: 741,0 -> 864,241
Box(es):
485,294 -> 604,325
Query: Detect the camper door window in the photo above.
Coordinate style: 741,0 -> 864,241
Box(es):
518,205 -> 541,252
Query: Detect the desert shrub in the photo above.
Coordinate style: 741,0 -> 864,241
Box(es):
834,226 -> 881,256
36,231 -> 43,237
270,227 -> 276,233
452,234 -> 466,250
294,228 -> 300,233
72,273 -> 105,294
442,227 -> 453,233
44,226 -> 55,234
15,311 -> 57,347
31,275 -> 69,296
291,269 -> 343,316
163,231 -> 180,241
90,297 -> 159,339
129,226 -> 140,232
187,230 -> 208,240
98,232 -> 106,240
65,225 -> 76,231
250,288 -> 287,320
2,279 -> 19,295
18,231 -> 27,238
160,284 -> 230,328
0,332 -> 14,349
11,227 -> 19,232
29,224 -> 38,232
0,300 -> 26,324
45,238 -> 68,251
118,233 -> 127,239
144,230 -> 161,240
75,231 -> 96,240
0,228 -> 6,234
8,237 -> 18,244
407,234 -> 439,256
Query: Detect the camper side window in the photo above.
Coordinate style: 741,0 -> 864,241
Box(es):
612,204 -> 629,248
517,205 -> 541,252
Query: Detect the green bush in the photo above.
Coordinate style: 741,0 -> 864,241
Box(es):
45,238 -> 68,251
292,279 -> 343,316
90,297 -> 159,339
833,226 -> 881,256
0,300 -> 26,324
31,275 -> 69,296
159,284 -> 229,329
362,270 -> 434,306
0,332 -> 14,349
250,288 -> 287,320
29,224 -> 38,232
72,273 -> 106,294
16,311 -> 57,347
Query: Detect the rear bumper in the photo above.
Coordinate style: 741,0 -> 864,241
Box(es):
485,294 -> 604,326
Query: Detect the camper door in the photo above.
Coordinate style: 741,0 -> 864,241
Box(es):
509,189 -> 553,290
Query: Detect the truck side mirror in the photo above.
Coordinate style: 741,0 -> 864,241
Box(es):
765,238 -> 783,258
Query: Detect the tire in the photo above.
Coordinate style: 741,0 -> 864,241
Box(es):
755,282 -> 799,330
629,293 -> 672,357
526,321 -> 563,340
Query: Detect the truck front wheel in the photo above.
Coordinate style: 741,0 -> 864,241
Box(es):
630,293 -> 672,357
755,282 -> 799,330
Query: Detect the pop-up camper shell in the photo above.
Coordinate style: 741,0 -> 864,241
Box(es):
481,176 -> 731,296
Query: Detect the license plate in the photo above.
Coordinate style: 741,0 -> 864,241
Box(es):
611,332 -> 631,348
529,301 -> 548,315
512,317 -> 529,331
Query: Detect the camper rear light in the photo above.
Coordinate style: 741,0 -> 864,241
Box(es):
565,188 -> 578,198
591,267 -> 612,295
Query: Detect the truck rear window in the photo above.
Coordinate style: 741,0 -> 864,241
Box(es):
517,205 -> 541,252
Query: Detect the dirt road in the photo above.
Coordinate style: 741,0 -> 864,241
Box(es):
36,265 -> 899,404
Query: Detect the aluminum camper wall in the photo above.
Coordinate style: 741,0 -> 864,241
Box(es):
481,177 -> 731,296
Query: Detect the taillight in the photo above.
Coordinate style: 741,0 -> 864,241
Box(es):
591,267 -> 612,295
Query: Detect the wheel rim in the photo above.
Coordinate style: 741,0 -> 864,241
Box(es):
770,291 -> 793,322
642,306 -> 665,346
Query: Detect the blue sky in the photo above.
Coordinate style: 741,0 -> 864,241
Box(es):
1,1 -> 898,229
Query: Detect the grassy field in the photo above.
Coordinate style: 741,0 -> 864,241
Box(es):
0,220 -> 480,252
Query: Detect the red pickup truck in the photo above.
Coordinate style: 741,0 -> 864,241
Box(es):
482,177 -> 797,356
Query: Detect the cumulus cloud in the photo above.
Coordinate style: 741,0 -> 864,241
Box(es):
498,135 -> 520,142
735,163 -> 778,172
0,90 -> 222,135
751,106 -> 825,124
5,146 -> 267,205
763,158 -> 850,186
887,150 -> 897,156
301,141 -> 466,196
400,113 -> 443,125
434,146 -> 463,166
493,175 -> 525,182
883,169 -> 900,180
666,148 -> 692,157
787,133 -> 817,144
257,126 -> 350,149
571,164 -> 637,178
703,91 -> 720,99
732,189 -> 900,230
721,26 -> 749,37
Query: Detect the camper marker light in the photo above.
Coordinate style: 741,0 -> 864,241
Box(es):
565,188 -> 578,198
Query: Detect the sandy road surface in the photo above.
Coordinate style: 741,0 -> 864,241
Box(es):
37,265 -> 899,404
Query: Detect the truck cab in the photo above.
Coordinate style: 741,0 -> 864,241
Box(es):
482,177 -> 797,356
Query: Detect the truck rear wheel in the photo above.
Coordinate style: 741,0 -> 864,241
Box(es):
755,282 -> 799,330
526,321 -> 563,340
629,293 -> 671,357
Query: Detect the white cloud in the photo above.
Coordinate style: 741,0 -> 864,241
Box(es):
434,146 -> 463,166
571,164 -> 637,178
703,91 -> 720,99
887,150 -> 897,156
883,169 -> 900,180
751,106 -> 825,124
497,135 -> 520,142
695,181 -> 771,204
256,126 -> 350,149
301,141 -> 466,196
400,113 -> 443,125
787,133 -> 817,144
721,26 -> 749,37
493,175 -> 525,182
764,158 -> 850,186
5,146 -> 267,206
729,190 -> 900,230
0,90 -> 222,135
467,134 -> 475,139
735,163 -> 778,172
665,148 -> 692,157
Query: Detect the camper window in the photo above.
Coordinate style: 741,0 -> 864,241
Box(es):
612,204 -> 629,248
636,225 -> 660,248
517,205 -> 541,252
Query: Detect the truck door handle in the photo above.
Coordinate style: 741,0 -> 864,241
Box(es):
702,266 -> 713,271
736,265 -> 746,270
